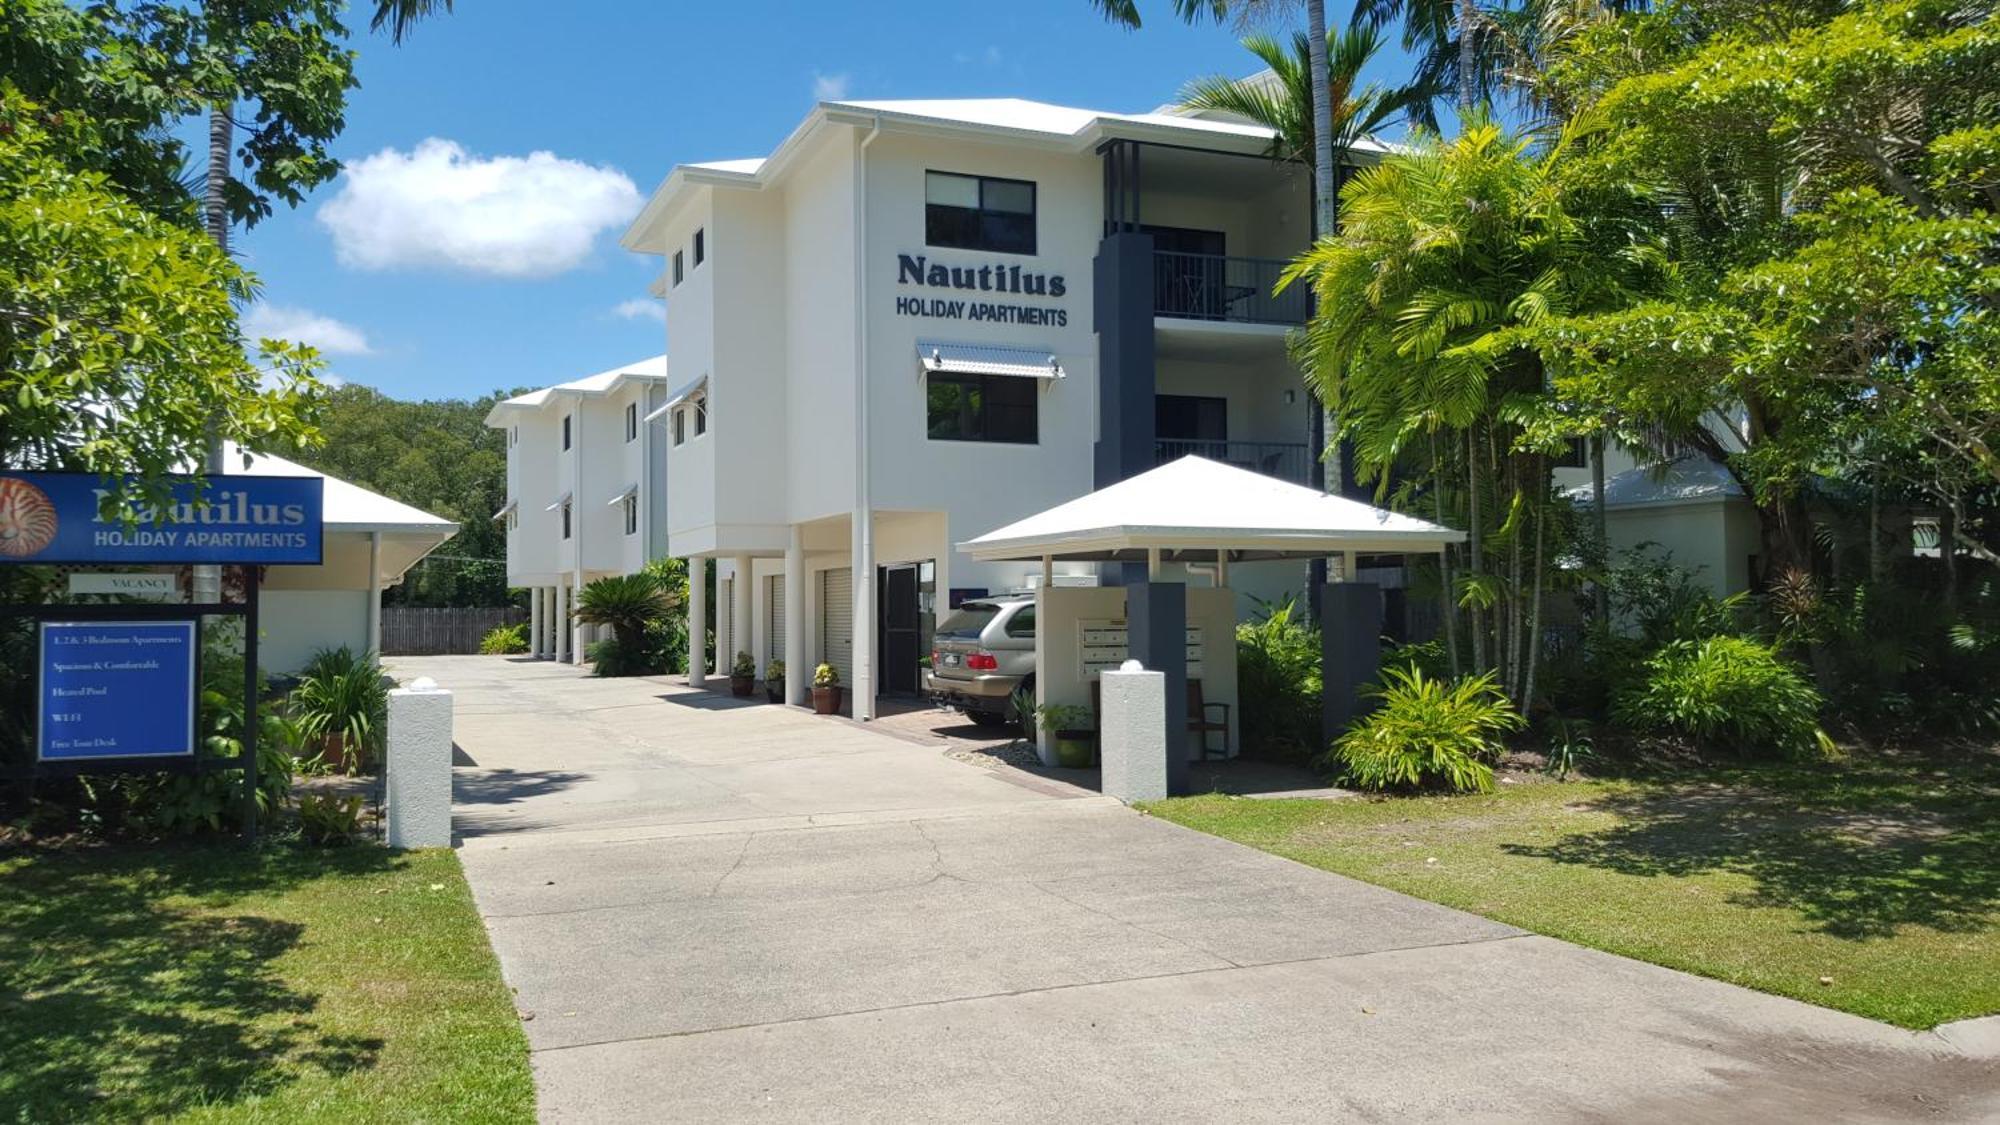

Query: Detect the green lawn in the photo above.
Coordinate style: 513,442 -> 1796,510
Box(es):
0,842 -> 533,1122
1146,745 -> 2000,1029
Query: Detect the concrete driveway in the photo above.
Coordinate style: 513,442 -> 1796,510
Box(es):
401,655 -> 1997,1123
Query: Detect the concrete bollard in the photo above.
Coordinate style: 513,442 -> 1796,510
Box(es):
386,677 -> 453,848
1099,659 -> 1168,803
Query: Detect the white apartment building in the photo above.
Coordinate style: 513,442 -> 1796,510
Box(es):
621,96 -> 1753,721
486,357 -> 671,662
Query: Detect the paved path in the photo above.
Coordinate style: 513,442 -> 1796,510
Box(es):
403,655 -> 1998,1123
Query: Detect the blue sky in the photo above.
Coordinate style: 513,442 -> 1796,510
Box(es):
235,0 -> 1420,402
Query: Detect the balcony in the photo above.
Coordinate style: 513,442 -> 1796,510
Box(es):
1153,252 -> 1311,327
1156,439 -> 1315,486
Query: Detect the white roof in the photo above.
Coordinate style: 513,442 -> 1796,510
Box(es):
221,443 -> 458,535
961,456 -> 1461,562
832,97 -> 1275,143
486,355 -> 669,422
1565,456 -> 1746,509
918,340 -> 1065,380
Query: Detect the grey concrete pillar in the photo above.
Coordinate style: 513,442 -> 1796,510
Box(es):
1100,661 -> 1168,802
387,679 -> 453,848
1127,580 -> 1188,796
688,558 -> 707,686
1093,230 -> 1158,489
1321,581 -> 1383,744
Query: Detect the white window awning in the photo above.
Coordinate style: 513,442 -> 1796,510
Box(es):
652,374 -> 708,417
918,340 -> 1065,380
544,491 -> 573,512
492,499 -> 518,522
606,484 -> 639,507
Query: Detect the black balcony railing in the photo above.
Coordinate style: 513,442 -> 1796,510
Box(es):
1156,439 -> 1314,486
1152,252 -> 1311,326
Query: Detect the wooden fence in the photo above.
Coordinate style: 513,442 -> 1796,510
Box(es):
380,606 -> 527,656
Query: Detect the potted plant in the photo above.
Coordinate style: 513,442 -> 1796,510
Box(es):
764,658 -> 786,704
811,662 -> 842,715
729,650 -> 756,697
1035,703 -> 1097,768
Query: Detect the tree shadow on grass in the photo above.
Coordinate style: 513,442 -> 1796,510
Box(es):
1503,746 -> 2000,940
0,843 -> 396,1120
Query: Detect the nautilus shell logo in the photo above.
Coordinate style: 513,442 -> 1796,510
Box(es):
0,476 -> 58,558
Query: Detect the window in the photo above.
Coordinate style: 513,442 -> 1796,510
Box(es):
562,414 -> 572,451
509,426 -> 518,447
673,407 -> 686,446
1003,606 -> 1036,639
561,499 -> 572,540
693,228 -> 705,267
505,507 -> 518,531
1156,395 -> 1228,443
623,494 -> 638,536
925,171 -> 1036,255
673,249 -> 685,286
625,402 -> 638,442
926,372 -> 1037,444
693,396 -> 707,437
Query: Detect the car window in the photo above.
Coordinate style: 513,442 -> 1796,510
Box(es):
1003,606 -> 1036,638
937,603 -> 999,640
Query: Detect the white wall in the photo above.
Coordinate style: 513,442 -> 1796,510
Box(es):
259,589 -> 369,674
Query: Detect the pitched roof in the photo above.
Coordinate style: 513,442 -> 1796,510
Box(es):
220,443 -> 458,534
961,456 -> 1460,562
486,355 -> 669,421
1564,456 -> 1747,509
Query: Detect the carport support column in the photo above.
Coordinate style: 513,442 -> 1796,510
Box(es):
1127,579 -> 1188,796
731,554 -> 752,678
688,557 -> 708,686
553,582 -> 569,664
1321,581 -> 1383,744
530,584 -> 545,658
784,528 -> 805,705
367,530 -> 382,655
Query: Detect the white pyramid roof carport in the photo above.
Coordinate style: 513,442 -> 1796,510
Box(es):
960,456 -> 1461,563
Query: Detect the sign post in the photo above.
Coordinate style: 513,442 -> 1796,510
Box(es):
0,471 -> 319,842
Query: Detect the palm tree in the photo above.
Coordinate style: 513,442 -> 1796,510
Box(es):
370,0 -> 454,44
573,574 -> 681,661
1180,25 -> 1413,211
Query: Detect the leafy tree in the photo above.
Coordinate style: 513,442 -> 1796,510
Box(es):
0,88 -> 322,508
290,384 -> 521,607
1528,0 -> 2000,571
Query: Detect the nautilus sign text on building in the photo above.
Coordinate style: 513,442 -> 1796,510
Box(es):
893,253 -> 1069,327
0,472 -> 325,565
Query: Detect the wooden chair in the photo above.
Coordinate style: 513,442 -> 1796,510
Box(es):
1088,678 -> 1231,759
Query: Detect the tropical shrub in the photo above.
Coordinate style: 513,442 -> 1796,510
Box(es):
731,650 -> 756,678
1235,596 -> 1321,764
1328,669 -> 1525,794
479,621 -> 528,655
298,792 -> 366,845
1612,636 -> 1833,759
813,662 -> 840,688
765,658 -> 785,684
574,573 -> 679,676
290,647 -> 388,772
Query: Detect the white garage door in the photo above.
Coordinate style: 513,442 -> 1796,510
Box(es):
820,567 -> 853,689
767,575 -> 786,666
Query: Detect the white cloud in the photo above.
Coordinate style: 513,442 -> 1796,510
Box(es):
612,297 -> 666,324
317,138 -> 642,278
812,71 -> 851,101
242,303 -> 372,355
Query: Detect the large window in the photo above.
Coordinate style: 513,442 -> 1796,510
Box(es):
926,372 -> 1037,444
925,171 -> 1036,255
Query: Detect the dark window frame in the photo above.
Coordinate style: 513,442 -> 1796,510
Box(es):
925,371 -> 1039,445
924,170 -> 1037,256
693,228 -> 705,267
672,249 -> 685,286
623,494 -> 638,536
562,414 -> 572,451
624,402 -> 638,442
561,499 -> 572,540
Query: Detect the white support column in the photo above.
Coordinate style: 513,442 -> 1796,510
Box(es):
542,586 -> 556,657
554,582 -> 570,664
530,585 -> 545,658
366,530 -> 383,655
571,575 -> 586,663
731,554 -> 752,678
688,557 -> 708,686
784,529 -> 805,705
851,510 -> 875,721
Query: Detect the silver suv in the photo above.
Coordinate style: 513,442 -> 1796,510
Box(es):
925,595 -> 1036,726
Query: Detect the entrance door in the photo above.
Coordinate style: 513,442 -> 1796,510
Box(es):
878,565 -> 921,694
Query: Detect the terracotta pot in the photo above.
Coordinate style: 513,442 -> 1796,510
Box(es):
730,674 -> 755,697
811,685 -> 843,715
765,684 -> 785,704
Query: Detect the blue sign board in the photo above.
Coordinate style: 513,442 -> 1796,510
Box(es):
38,621 -> 198,762
0,472 -> 323,565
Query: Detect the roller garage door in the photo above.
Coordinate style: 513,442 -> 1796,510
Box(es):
767,575 -> 786,666
820,568 -> 853,689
